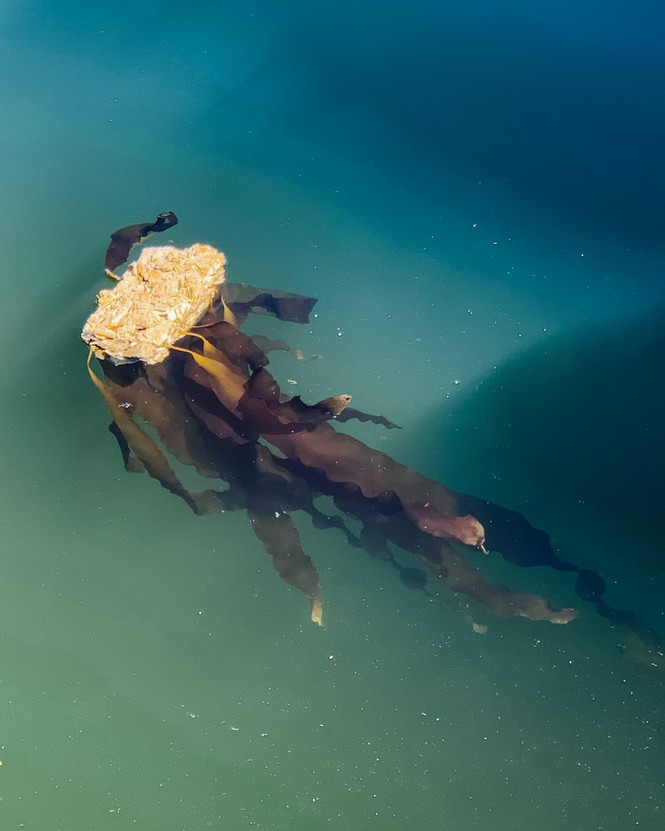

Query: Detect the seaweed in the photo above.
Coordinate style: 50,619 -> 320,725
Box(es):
82,219 -> 661,659
104,211 -> 178,274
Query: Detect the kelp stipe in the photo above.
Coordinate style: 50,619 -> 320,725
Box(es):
170,342 -> 245,412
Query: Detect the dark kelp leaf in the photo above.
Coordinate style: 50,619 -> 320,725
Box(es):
104,361 -> 223,481
221,282 -> 317,323
89,353 -> 222,515
458,491 -> 661,649
171,340 -> 247,417
223,441 -> 324,624
354,510 -> 576,623
336,407 -> 401,430
188,320 -> 268,373
104,211 -> 178,273
232,374 -> 350,440
248,509 -> 323,625
108,420 -> 145,473
259,421 -> 484,549
456,492 -> 576,571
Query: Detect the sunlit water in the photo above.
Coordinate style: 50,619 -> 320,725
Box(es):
1,2 -> 664,829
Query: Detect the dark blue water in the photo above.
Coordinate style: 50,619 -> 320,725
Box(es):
1,2 -> 663,829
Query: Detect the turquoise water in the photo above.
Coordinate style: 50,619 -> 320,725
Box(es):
1,2 -> 664,829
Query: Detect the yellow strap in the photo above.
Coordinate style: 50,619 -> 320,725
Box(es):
170,343 -> 245,406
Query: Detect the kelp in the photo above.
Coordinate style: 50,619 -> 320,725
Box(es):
105,211 -> 178,274
82,220 -> 662,658
457,492 -> 662,646
220,281 -> 318,324
86,351 -> 222,515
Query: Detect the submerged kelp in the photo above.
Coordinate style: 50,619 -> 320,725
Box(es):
82,217 -> 660,656
104,211 -> 178,275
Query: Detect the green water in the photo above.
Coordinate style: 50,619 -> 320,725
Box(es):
1,2 -> 664,829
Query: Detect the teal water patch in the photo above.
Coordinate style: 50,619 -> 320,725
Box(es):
1,2 -> 664,829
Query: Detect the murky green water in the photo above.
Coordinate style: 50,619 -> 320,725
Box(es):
1,3 -> 663,829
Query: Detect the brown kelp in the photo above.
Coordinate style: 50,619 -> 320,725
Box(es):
105,211 -> 178,274
81,218 -> 659,655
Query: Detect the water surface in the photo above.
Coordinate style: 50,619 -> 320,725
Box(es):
1,2 -> 663,829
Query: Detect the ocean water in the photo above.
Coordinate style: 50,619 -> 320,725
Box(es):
1,2 -> 664,829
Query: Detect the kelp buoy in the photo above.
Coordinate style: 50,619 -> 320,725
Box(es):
84,243 -> 228,365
